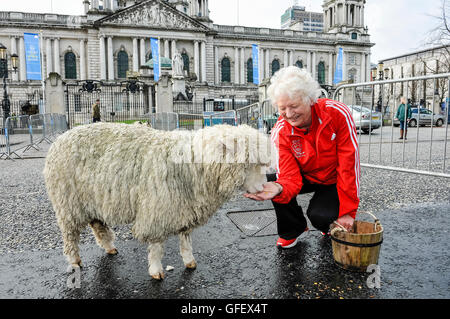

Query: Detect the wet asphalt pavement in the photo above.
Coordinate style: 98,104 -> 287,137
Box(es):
1,137 -> 450,300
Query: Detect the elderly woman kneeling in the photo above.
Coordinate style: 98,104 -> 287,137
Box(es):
245,66 -> 360,248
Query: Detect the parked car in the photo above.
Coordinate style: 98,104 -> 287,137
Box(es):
393,108 -> 446,127
348,105 -> 382,134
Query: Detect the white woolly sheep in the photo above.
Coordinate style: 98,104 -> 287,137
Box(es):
43,122 -> 271,280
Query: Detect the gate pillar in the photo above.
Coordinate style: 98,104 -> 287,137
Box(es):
45,72 -> 66,115
155,74 -> 173,113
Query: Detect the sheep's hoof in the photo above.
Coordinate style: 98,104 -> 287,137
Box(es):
185,260 -> 197,269
106,248 -> 118,255
151,272 -> 165,280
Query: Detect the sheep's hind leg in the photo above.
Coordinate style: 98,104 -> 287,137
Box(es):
61,225 -> 83,268
148,242 -> 165,280
179,232 -> 197,270
89,220 -> 118,255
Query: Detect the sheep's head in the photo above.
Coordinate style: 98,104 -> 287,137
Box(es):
194,125 -> 274,193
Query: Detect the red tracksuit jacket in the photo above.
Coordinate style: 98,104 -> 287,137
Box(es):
271,98 -> 360,219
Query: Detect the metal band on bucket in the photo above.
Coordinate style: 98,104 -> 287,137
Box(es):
331,236 -> 383,248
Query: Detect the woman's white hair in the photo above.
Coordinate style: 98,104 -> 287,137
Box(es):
267,66 -> 322,108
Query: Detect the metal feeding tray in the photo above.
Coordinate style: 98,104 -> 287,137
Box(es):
226,209 -> 278,237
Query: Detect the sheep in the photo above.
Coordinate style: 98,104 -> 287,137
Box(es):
43,122 -> 271,280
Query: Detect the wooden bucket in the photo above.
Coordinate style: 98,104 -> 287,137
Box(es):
330,212 -> 383,272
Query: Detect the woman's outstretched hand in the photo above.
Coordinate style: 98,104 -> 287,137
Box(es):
244,182 -> 283,201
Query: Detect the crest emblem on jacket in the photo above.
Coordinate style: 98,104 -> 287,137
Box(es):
291,139 -> 306,158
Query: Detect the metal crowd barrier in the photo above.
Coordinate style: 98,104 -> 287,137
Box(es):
204,110 -> 238,127
177,113 -> 205,131
333,73 -> 450,178
236,103 -> 261,129
1,113 -> 68,160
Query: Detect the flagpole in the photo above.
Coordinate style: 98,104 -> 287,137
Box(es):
237,0 -> 239,26
39,30 -> 46,114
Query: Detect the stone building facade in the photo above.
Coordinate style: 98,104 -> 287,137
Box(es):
0,0 -> 372,115
377,45 -> 450,113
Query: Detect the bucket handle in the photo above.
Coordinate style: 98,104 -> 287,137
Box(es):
358,211 -> 381,232
330,221 -> 348,237
331,212 -> 381,236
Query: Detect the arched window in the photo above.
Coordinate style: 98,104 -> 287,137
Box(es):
64,52 -> 77,79
295,60 -> 303,69
318,61 -> 325,84
272,59 -> 280,76
182,52 -> 190,74
221,57 -> 231,82
247,58 -> 253,83
117,50 -> 129,79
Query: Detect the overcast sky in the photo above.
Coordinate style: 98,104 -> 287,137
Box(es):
0,0 -> 444,63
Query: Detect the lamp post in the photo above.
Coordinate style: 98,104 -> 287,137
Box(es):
375,62 -> 384,112
0,43 -> 18,123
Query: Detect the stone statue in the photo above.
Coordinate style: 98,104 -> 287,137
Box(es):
172,51 -> 184,77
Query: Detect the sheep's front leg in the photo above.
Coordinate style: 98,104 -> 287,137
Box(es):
147,242 -> 165,280
179,232 -> 197,269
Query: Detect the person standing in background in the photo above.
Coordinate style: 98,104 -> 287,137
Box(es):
92,99 -> 101,123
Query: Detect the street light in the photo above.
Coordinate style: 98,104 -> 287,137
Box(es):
0,43 -> 18,122
377,62 -> 384,81
376,62 -> 384,112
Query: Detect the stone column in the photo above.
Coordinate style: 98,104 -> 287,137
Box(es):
311,51 -> 316,80
234,47 -> 239,84
265,48 -> 270,79
132,38 -> 139,72
342,49 -> 347,81
240,47 -> 245,85
355,6 -> 360,27
328,52 -> 333,85
164,39 -> 170,58
10,37 -> 18,81
201,41 -> 206,82
53,38 -> 60,76
99,36 -> 106,80
361,7 -> 364,27
283,50 -> 288,68
104,0 -> 111,10
366,53 -> 371,82
214,46 -> 219,84
19,36 -> 26,81
46,38 -> 53,77
194,41 -> 199,82
289,50 -> 294,66
80,39 -> 86,80
259,47 -> 263,82
140,38 -> 146,67
107,36 -> 114,80
214,46 -> 220,85
306,50 -> 311,74
171,39 -> 177,59
361,52 -> 366,83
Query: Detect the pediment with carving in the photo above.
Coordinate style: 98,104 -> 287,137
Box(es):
96,0 -> 209,32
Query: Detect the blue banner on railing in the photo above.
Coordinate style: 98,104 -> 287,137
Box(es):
252,44 -> 260,85
24,33 -> 42,81
151,38 -> 160,82
333,47 -> 343,85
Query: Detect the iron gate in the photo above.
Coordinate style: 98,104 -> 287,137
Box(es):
65,80 -> 155,128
